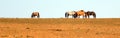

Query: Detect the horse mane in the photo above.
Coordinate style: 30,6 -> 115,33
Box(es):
80,10 -> 84,12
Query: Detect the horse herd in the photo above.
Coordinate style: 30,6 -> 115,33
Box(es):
31,10 -> 96,18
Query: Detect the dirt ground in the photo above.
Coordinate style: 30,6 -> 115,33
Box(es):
0,18 -> 120,38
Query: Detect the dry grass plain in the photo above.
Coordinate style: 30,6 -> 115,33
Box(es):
0,18 -> 120,38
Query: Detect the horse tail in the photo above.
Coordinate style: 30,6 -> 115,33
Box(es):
31,13 -> 34,18
37,13 -> 40,18
84,12 -> 88,18
65,12 -> 69,18
93,13 -> 96,18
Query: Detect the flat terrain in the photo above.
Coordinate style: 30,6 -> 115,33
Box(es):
0,18 -> 120,38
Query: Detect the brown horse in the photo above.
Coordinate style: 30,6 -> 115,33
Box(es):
85,11 -> 96,18
31,12 -> 40,18
74,10 -> 85,18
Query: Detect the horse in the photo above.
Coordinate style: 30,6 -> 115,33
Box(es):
65,11 -> 76,18
75,10 -> 85,18
85,11 -> 96,18
31,12 -> 40,18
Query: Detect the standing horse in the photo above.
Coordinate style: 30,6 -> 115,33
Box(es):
65,11 -> 76,18
75,10 -> 85,18
85,11 -> 96,18
31,12 -> 40,18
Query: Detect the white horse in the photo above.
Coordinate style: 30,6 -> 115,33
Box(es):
65,11 -> 77,18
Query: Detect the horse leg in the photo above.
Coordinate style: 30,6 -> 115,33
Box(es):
83,15 -> 85,18
37,16 -> 40,18
66,14 -> 69,18
85,15 -> 87,18
72,14 -> 75,18
76,16 -> 80,18
77,14 -> 80,18
93,14 -> 96,18
88,15 -> 90,18
31,15 -> 34,18
68,14 -> 69,18
37,15 -> 40,18
72,15 -> 74,18
37,13 -> 40,18
77,16 -> 80,18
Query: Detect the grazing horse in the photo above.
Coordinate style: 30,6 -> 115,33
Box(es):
85,11 -> 96,18
65,11 -> 76,18
75,10 -> 85,18
31,12 -> 40,18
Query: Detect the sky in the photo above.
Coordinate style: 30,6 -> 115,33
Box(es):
0,0 -> 120,18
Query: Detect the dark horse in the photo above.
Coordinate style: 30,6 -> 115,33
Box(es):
31,12 -> 40,18
85,11 -> 96,18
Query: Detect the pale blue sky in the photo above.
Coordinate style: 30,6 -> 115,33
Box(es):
0,0 -> 120,18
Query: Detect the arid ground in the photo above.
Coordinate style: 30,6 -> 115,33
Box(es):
0,18 -> 120,38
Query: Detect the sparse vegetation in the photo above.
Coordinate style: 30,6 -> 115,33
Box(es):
0,18 -> 120,38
